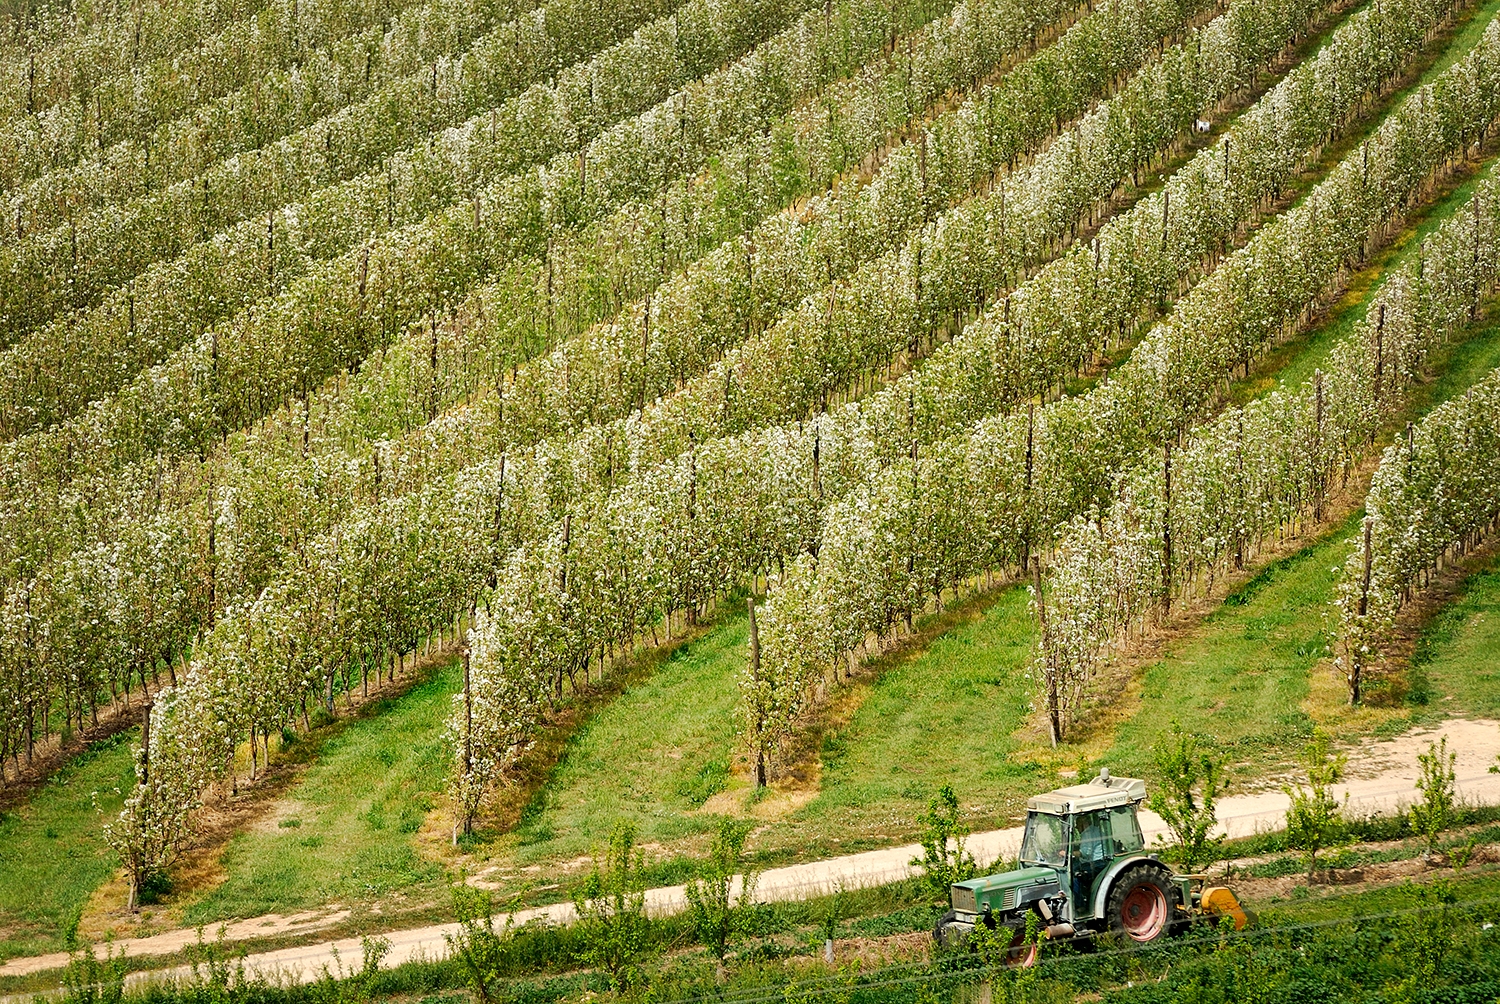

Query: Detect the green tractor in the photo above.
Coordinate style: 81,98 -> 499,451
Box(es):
935,770 -> 1247,963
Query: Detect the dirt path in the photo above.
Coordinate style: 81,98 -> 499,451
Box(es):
2,718 -> 1495,989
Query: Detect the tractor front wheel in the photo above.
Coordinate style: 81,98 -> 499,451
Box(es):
934,910 -> 988,949
1106,864 -> 1175,944
933,910 -> 963,947
1003,924 -> 1038,967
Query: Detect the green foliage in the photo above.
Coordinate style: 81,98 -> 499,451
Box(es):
1282,730 -> 1348,879
780,965 -> 857,1004
182,928 -> 250,1004
29,865 -> 1500,1004
304,936 -> 395,1004
1384,880 -> 1459,1004
444,887 -> 514,1003
355,938 -> 392,998
817,885 -> 848,945
62,944 -> 127,1004
136,869 -> 174,906
1448,836 -> 1479,871
684,817 -> 759,961
1189,922 -> 1280,1004
676,759 -> 730,807
774,960 -> 858,1002
990,921 -> 1045,1004
1148,723 -> 1228,872
573,821 -> 652,991
1409,736 -> 1458,854
969,908 -> 1042,974
912,785 -> 978,900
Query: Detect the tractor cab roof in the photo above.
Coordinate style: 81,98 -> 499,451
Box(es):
1025,771 -> 1147,815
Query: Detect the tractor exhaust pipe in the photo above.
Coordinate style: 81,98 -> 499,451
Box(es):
1042,923 -> 1075,940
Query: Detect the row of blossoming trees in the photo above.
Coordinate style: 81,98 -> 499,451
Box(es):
1037,172 -> 1500,729
448,0 -> 1354,828
52,0 -> 1154,904
77,0 -> 1313,898
747,0 -> 1496,745
0,0 -> 1014,778
0,0 -> 1099,776
12,0 -> 1497,911
447,0 -> 1481,826
1333,360 -> 1500,697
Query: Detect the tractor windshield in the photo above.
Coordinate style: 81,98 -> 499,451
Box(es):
1019,811 -> 1068,867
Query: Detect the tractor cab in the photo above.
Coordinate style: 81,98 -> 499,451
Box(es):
1017,771 -> 1149,923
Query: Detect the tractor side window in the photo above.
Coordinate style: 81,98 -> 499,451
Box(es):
1020,811 -> 1067,867
1072,810 -> 1110,865
1107,804 -> 1145,854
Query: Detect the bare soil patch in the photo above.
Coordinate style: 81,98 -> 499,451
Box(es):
1225,841 -> 1500,903
0,686 -> 155,811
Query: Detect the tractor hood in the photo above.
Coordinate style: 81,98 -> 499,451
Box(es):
950,866 -> 1061,916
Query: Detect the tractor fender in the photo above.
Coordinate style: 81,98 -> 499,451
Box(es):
1089,855 -> 1173,923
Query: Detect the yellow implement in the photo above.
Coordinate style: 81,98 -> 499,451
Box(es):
1201,886 -> 1250,930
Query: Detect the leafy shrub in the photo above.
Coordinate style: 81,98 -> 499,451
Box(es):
181,929 -> 249,1004
444,887 -> 513,1003
684,817 -> 759,960
1283,730 -> 1347,880
573,821 -> 651,991
63,944 -> 127,1004
136,869 -> 173,905
912,785 -> 977,900
1149,723 -> 1227,872
1410,737 -> 1458,854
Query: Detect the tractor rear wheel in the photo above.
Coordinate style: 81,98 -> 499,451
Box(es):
1106,863 -> 1175,944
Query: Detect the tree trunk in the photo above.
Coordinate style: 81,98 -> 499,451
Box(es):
463,648 -> 474,835
1350,517 -> 1373,706
1034,564 -> 1061,747
748,598 -> 766,789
